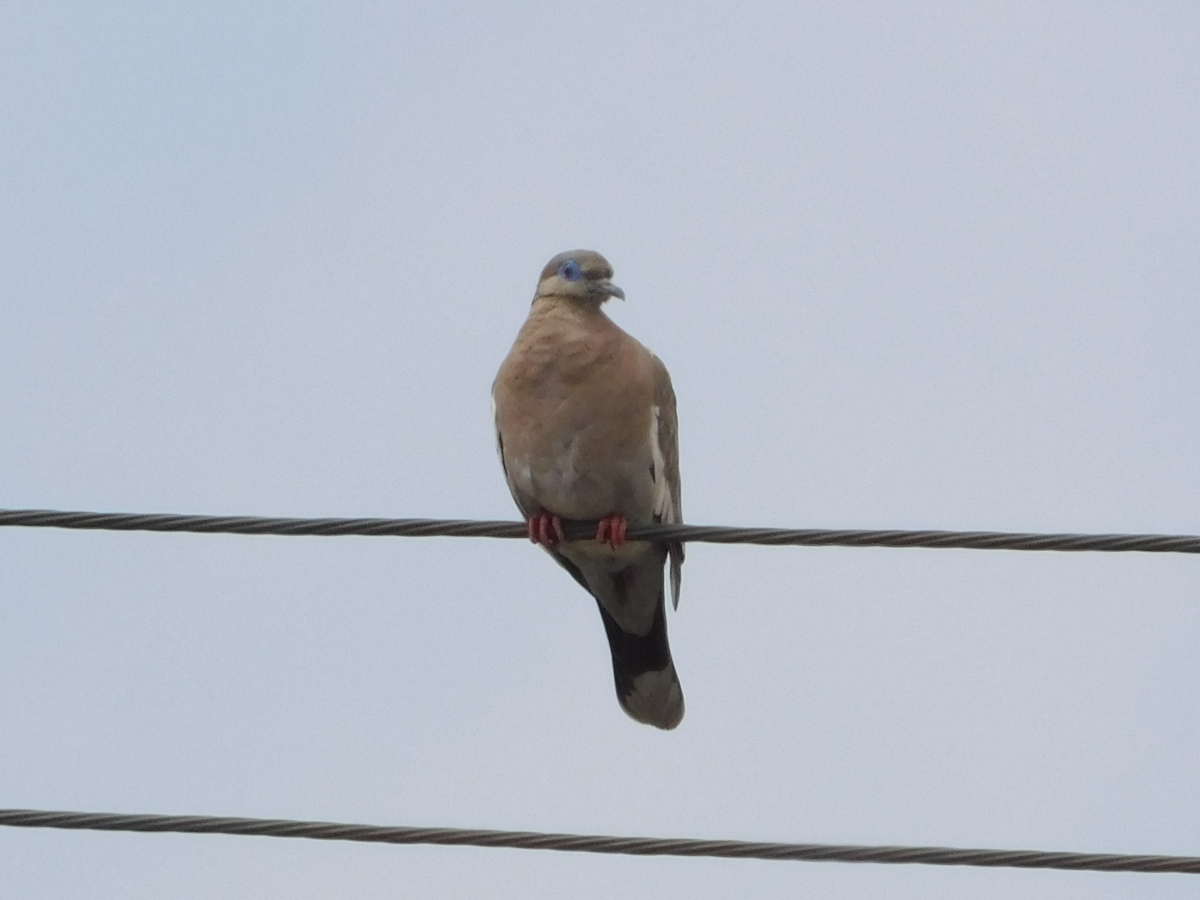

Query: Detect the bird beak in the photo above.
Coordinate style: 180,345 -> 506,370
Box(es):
597,280 -> 625,301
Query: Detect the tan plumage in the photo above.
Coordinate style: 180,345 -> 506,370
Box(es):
492,250 -> 685,729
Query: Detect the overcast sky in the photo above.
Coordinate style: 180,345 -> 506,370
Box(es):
3,3 -> 1200,897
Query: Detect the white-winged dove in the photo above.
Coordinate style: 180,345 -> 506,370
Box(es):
492,250 -> 685,730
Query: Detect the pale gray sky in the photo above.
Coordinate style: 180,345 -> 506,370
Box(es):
3,3 -> 1200,897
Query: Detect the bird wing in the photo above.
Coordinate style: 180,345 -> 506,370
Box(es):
651,354 -> 685,608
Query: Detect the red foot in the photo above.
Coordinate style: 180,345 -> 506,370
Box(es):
528,511 -> 566,547
596,513 -> 629,549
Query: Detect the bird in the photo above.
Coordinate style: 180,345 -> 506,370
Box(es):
492,250 -> 685,730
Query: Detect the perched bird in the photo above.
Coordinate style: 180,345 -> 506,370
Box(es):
492,250 -> 685,730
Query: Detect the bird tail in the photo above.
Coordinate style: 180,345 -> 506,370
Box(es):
594,590 -> 684,730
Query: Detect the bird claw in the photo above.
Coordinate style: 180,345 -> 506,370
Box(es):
528,512 -> 566,547
596,513 -> 629,549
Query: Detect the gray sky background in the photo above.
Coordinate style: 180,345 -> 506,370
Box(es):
3,3 -> 1199,897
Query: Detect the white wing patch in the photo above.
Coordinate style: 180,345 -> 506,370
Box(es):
648,404 -> 672,522
492,389 -> 535,508
490,392 -> 504,464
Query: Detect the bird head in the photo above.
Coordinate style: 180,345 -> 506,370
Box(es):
534,250 -> 625,307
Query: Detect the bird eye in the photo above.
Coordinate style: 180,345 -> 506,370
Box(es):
558,260 -> 583,282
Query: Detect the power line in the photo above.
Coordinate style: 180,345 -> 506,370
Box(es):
2,507 -> 1199,554
1,808 -> 1196,874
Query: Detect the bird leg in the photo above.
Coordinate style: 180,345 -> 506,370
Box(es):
596,513 -> 629,549
528,511 -> 566,547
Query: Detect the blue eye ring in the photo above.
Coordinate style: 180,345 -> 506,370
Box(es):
558,260 -> 583,282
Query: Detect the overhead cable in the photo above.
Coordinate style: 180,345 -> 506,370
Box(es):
1,507 -> 1199,554
1,808 -> 1197,874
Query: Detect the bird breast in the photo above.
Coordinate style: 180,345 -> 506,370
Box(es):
496,312 -> 659,522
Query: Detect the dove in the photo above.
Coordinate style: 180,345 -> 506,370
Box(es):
492,250 -> 685,729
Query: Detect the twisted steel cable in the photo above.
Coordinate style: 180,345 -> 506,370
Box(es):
1,808 -> 1197,874
2,507 -> 1199,554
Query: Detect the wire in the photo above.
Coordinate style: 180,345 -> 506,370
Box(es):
1,507 -> 1199,554
1,808 -> 1196,874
